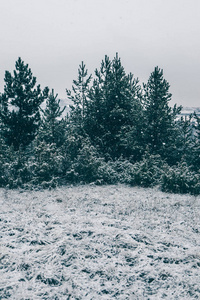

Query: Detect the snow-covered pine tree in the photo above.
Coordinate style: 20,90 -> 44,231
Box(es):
0,98 -> 10,186
39,89 -> 66,147
143,66 -> 182,161
190,112 -> 200,170
174,115 -> 194,164
66,61 -> 92,132
0,57 -> 48,150
65,62 -> 101,180
85,54 -> 142,159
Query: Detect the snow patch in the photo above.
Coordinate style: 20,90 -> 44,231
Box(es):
0,185 -> 199,299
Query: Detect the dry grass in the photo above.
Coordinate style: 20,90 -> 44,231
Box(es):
0,184 -> 200,299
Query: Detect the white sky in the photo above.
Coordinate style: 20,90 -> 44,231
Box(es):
0,0 -> 200,106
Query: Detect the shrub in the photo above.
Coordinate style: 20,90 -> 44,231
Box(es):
31,141 -> 65,187
129,153 -> 164,188
65,138 -> 103,184
161,161 -> 200,195
1,153 -> 32,188
97,161 -> 119,184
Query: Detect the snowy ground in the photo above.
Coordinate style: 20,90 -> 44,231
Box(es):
0,184 -> 200,299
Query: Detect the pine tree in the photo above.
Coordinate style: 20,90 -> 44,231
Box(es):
39,89 -> 66,146
0,57 -> 48,150
66,61 -> 92,131
174,115 -> 194,164
191,112 -> 200,170
85,54 -> 143,159
143,66 -> 182,160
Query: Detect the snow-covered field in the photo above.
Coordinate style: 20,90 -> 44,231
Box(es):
0,185 -> 200,299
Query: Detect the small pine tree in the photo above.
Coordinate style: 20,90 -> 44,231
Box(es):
39,89 -> 66,146
0,57 -> 48,150
66,61 -> 92,130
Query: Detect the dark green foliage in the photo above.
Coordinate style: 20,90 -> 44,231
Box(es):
96,161 -> 119,184
66,138 -> 103,183
190,113 -> 200,170
129,153 -> 165,188
0,139 -> 12,186
39,89 -> 66,147
0,57 -> 48,150
62,126 -> 89,167
66,61 -> 92,130
101,159 -> 135,184
143,67 -> 182,160
0,147 -> 32,188
62,129 -> 104,184
80,54 -> 143,159
173,115 -> 194,165
161,161 -> 200,195
31,141 -> 65,187
0,55 -> 199,194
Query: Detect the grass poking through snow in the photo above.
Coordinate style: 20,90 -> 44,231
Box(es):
0,185 -> 200,299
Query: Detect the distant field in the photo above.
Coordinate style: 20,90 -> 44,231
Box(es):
0,185 -> 200,299
59,101 -> 200,119
180,107 -> 200,117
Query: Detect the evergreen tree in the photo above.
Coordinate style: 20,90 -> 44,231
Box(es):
143,66 -> 181,160
174,115 -> 194,164
66,61 -> 92,131
39,89 -> 66,146
191,112 -> 200,170
0,57 -> 48,150
84,54 -> 143,159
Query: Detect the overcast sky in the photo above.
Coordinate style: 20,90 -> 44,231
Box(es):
0,0 -> 199,106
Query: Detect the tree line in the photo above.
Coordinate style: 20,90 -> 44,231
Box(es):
0,54 -> 200,194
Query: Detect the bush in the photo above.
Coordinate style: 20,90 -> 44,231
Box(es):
65,138 -> 104,184
0,145 -> 33,188
161,161 -> 200,195
96,155 -> 165,187
106,159 -> 136,184
31,141 -> 65,187
129,153 -> 164,188
97,161 -> 120,184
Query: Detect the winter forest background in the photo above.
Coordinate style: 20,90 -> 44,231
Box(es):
1,54 -> 200,194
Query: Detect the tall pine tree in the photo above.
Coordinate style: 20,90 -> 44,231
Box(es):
0,57 -> 48,150
143,66 -> 181,160
84,54 -> 142,159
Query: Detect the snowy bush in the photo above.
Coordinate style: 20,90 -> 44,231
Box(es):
0,146 -> 32,188
96,156 -> 164,187
31,141 -> 65,187
129,153 -> 165,188
65,138 -> 104,184
161,161 -> 200,195
96,161 -> 119,184
106,159 -> 136,184
0,139 -> 10,186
